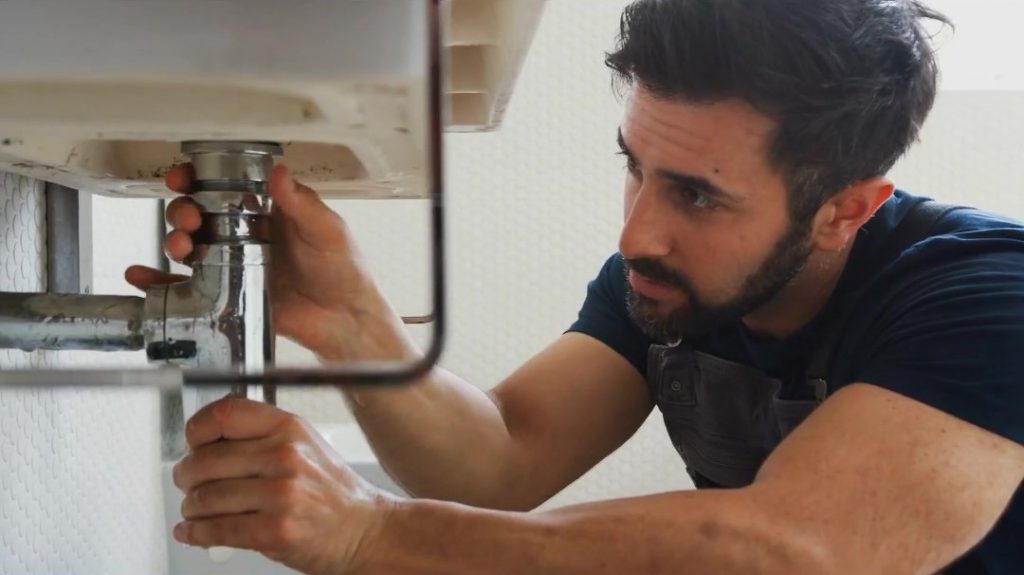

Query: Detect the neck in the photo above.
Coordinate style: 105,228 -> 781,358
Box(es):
740,243 -> 853,339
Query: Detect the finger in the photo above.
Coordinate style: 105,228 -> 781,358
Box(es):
172,436 -> 276,491
165,196 -> 202,232
124,265 -> 189,291
164,229 -> 195,263
165,163 -> 195,194
173,513 -> 280,553
269,165 -> 347,247
185,396 -> 296,449
181,477 -> 292,520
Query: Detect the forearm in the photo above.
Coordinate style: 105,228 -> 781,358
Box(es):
313,288 -> 527,508
343,367 -> 526,509
364,490 -> 834,575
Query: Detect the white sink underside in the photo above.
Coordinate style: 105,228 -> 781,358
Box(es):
0,0 -> 546,199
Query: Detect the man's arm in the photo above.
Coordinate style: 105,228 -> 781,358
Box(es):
141,165 -> 652,512
347,332 -> 653,510
366,383 -> 1024,574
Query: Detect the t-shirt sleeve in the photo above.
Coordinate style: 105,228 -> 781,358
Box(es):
854,248 -> 1024,446
567,253 -> 654,375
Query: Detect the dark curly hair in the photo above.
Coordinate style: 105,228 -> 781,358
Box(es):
606,0 -> 951,223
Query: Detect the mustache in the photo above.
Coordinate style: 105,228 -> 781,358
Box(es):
623,257 -> 691,291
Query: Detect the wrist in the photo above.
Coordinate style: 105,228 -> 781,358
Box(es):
348,492 -> 403,575
313,295 -> 422,364
352,497 -> 443,575
353,498 -> 545,575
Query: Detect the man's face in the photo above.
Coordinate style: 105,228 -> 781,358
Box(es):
618,86 -> 815,342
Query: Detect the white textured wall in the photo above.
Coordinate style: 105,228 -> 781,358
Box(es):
925,0 -> 1024,91
0,176 -> 167,575
890,0 -> 1024,214
890,91 -> 1024,215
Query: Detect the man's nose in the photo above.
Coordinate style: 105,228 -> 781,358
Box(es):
619,187 -> 672,260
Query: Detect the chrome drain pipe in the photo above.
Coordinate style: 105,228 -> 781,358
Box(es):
0,141 -> 281,416
147,140 -> 280,407
0,293 -> 146,352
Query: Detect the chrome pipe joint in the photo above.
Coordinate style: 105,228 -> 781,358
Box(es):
145,141 -> 280,409
0,141 -> 281,415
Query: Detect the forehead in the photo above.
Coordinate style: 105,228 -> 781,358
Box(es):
620,86 -> 781,191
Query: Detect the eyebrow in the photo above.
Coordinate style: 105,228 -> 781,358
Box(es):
617,129 -> 741,204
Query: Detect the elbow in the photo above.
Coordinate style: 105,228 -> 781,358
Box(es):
742,528 -> 842,575
721,489 -> 845,575
769,537 -> 844,575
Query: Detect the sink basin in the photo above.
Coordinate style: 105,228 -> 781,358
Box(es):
0,0 -> 546,200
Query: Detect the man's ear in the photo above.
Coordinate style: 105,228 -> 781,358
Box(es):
811,177 -> 894,251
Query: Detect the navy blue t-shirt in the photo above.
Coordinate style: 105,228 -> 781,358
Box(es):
569,191 -> 1024,574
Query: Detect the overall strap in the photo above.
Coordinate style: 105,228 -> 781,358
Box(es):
804,199 -> 966,386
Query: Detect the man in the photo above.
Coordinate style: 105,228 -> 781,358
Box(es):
128,0 -> 1024,573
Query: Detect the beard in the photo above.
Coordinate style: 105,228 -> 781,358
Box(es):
625,219 -> 814,343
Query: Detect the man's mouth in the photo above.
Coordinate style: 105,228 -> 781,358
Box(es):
627,270 -> 679,301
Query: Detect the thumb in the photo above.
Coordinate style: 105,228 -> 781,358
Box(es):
269,165 -> 347,247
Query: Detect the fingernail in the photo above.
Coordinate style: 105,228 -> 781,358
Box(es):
173,522 -> 187,543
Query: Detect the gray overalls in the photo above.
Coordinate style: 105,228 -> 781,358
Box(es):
647,343 -> 826,487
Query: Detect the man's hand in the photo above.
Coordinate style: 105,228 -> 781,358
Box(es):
172,397 -> 396,575
124,164 -> 417,362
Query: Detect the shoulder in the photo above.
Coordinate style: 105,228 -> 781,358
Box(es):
836,194 -> 1024,445
879,194 -> 1024,306
850,191 -> 1024,305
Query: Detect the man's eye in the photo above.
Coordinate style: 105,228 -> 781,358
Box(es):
617,152 -> 639,173
681,188 -> 717,210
